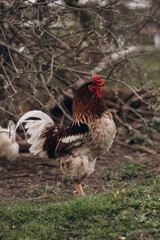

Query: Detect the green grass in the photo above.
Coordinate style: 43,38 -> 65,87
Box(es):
0,172 -> 160,240
102,161 -> 147,181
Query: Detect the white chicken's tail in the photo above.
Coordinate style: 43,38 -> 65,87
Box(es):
16,110 -> 56,157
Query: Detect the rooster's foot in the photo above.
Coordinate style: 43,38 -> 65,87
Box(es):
73,183 -> 84,196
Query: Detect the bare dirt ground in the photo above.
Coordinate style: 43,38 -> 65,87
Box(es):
0,133 -> 160,201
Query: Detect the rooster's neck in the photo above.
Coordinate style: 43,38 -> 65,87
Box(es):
72,82 -> 110,124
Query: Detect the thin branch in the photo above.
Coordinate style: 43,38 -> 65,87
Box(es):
107,77 -> 144,103
7,47 -> 18,73
116,139 -> 157,155
39,64 -> 73,121
0,107 -> 18,119
41,27 -> 70,50
48,49 -> 54,82
0,62 -> 17,93
113,110 -> 139,133
0,40 -> 33,62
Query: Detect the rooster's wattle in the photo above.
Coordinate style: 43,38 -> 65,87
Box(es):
16,75 -> 116,195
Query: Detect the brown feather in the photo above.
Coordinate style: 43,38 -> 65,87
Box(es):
40,122 -> 89,158
55,140 -> 67,155
72,82 -> 111,124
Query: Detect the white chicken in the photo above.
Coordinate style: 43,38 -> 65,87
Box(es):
0,120 -> 19,160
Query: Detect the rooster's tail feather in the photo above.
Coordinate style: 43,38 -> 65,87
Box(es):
16,110 -> 56,157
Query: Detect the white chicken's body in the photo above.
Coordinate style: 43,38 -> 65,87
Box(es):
0,121 -> 19,161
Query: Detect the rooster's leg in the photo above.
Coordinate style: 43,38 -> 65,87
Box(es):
75,183 -> 84,196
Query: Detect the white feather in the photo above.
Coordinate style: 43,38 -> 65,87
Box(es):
62,134 -> 83,143
16,110 -> 55,157
16,110 -> 53,130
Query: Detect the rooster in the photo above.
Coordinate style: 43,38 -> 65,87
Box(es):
16,75 -> 116,196
0,121 -> 19,161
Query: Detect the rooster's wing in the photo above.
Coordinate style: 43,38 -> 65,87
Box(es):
41,122 -> 89,158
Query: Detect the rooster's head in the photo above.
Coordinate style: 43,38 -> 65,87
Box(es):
89,74 -> 104,98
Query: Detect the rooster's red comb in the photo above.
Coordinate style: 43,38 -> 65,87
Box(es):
91,74 -> 104,86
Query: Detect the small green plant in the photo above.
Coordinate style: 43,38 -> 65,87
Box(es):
62,176 -> 73,183
131,133 -> 154,147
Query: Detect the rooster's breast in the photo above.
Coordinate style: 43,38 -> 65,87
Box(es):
87,112 -> 116,157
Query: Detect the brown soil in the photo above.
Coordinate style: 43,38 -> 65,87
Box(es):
0,136 -> 159,201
